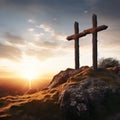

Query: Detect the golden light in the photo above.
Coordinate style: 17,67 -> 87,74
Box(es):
23,70 -> 38,81
19,55 -> 42,89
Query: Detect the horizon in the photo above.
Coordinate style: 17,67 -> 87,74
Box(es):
0,0 -> 120,88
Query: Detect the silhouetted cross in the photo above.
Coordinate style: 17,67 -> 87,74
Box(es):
66,14 -> 108,70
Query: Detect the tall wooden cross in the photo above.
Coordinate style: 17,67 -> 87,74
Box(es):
66,14 -> 108,70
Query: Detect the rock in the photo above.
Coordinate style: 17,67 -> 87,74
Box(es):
59,78 -> 120,120
48,66 -> 89,89
58,68 -> 120,120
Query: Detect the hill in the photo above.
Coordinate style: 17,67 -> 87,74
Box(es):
0,66 -> 120,120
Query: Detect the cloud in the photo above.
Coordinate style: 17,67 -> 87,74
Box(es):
34,41 -> 60,49
21,22 -> 68,60
0,43 -> 22,61
4,32 -> 26,45
28,28 -> 35,32
54,34 -> 66,41
27,48 -> 69,61
26,39 -> 74,61
36,24 -> 55,36
36,23 -> 66,40
32,33 -> 44,41
26,48 -> 59,61
28,19 -> 36,24
99,30 -> 120,48
25,39 -> 63,60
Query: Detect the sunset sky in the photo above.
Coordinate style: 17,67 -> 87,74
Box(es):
0,0 -> 120,82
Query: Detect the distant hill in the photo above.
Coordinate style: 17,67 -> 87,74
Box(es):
0,66 -> 120,120
0,79 -> 27,97
0,78 -> 49,97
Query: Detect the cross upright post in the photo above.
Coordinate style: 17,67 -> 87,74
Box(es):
92,14 -> 98,70
74,22 -> 80,69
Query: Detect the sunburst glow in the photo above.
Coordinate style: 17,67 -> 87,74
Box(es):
20,55 -> 41,81
23,71 -> 37,81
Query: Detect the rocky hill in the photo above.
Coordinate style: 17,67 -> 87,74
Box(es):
0,66 -> 120,120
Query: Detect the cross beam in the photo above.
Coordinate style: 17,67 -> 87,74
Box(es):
66,14 -> 108,70
67,25 -> 107,40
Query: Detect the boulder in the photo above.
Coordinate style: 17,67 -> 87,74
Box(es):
58,68 -> 120,120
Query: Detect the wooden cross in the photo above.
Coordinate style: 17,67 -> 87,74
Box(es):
66,14 -> 108,70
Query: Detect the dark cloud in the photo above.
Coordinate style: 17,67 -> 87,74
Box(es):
0,43 -> 22,61
4,32 -> 25,45
0,0 -> 119,18
0,0 -> 119,26
0,0 -> 90,17
95,0 -> 120,19
0,0 -> 85,7
0,0 -> 31,6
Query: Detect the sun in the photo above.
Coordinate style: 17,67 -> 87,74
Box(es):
23,70 -> 38,89
20,55 -> 42,82
23,70 -> 38,81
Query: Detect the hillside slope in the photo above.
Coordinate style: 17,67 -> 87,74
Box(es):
0,66 -> 120,120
